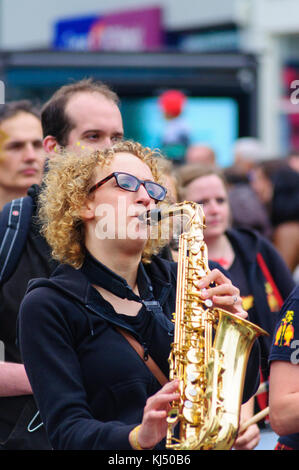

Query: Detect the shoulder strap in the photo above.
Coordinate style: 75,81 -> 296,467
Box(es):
256,252 -> 284,308
0,196 -> 33,285
116,327 -> 169,386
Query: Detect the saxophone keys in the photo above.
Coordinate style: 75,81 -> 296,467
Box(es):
185,384 -> 203,402
186,371 -> 198,383
183,401 -> 201,425
186,347 -> 203,364
192,276 -> 205,288
184,400 -> 194,408
186,363 -> 204,382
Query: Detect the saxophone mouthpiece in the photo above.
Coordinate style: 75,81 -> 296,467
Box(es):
138,208 -> 162,225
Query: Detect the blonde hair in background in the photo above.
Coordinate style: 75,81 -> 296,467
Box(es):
176,163 -> 228,202
156,157 -> 179,203
38,141 -> 170,268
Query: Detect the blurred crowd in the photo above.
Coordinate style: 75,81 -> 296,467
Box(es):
164,138 -> 299,284
1,95 -> 298,284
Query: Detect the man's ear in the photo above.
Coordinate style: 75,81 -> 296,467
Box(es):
43,135 -> 60,157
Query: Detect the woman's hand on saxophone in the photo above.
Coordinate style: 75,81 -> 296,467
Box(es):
129,380 -> 180,450
197,268 -> 247,319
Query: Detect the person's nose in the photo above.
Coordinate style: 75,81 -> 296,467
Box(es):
207,199 -> 220,214
99,136 -> 114,150
135,183 -> 152,208
23,143 -> 39,162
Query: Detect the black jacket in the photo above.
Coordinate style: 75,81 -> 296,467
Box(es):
18,253 -> 260,450
0,185 -> 57,445
226,228 -> 295,381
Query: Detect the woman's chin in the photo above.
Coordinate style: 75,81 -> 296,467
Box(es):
117,237 -> 148,256
204,228 -> 223,241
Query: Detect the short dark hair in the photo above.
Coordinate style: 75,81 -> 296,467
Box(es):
41,78 -> 119,146
0,100 -> 40,125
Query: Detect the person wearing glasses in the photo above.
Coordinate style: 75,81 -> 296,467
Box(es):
18,141 -> 260,450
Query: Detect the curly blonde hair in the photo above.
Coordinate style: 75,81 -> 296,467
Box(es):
38,141 -> 170,268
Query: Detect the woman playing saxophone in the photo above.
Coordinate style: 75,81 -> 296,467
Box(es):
18,141 -> 260,450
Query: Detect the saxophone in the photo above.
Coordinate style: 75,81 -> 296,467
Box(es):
144,201 -> 267,450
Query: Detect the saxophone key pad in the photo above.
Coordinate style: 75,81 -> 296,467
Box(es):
186,372 -> 198,382
184,400 -> 193,408
186,348 -> 202,364
186,364 -> 203,382
183,402 -> 201,425
185,384 -> 202,401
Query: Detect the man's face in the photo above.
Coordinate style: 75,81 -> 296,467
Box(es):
64,92 -> 124,151
0,111 -> 45,193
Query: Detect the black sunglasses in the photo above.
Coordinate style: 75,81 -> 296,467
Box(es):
89,172 -> 167,202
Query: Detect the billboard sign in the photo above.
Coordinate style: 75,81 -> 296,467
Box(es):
53,7 -> 163,51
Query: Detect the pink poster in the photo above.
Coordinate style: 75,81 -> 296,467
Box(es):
87,7 -> 163,51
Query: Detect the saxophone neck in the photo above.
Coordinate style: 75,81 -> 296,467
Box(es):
140,201 -> 206,236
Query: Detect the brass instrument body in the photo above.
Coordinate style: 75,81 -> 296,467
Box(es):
159,202 -> 267,450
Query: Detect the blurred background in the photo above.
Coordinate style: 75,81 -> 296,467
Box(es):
1,0 -> 299,167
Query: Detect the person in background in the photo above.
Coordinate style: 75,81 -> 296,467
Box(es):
287,149 -> 299,173
250,158 -> 299,277
0,100 -> 45,210
42,78 -> 123,154
185,143 -> 216,167
232,137 -> 266,177
18,141 -> 260,450
269,285 -> 299,450
249,158 -> 285,217
0,78 -> 124,450
158,90 -> 190,165
177,163 -> 295,450
224,137 -> 272,239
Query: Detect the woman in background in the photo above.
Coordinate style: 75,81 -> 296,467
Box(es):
178,163 -> 295,450
249,158 -> 299,278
